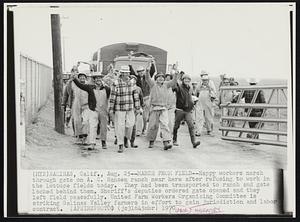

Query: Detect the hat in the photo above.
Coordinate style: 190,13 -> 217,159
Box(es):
223,74 -> 229,79
182,74 -> 191,80
154,72 -> 165,80
77,73 -> 87,78
165,73 -> 173,79
92,73 -> 104,79
200,70 -> 209,76
120,65 -> 130,73
130,75 -> 137,80
201,75 -> 209,80
136,66 -> 145,72
248,77 -> 257,84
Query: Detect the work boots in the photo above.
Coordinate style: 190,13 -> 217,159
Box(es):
192,141 -> 201,148
148,141 -> 154,148
118,145 -> 124,153
101,140 -> 107,149
191,134 -> 201,148
163,141 -> 172,150
130,141 -> 138,148
124,137 -> 129,148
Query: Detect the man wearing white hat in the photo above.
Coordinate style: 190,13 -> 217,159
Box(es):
242,78 -> 266,140
109,65 -> 141,153
195,71 -> 217,136
129,62 -> 156,135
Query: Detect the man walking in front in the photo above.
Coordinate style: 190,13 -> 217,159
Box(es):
108,66 -> 141,153
173,73 -> 201,148
72,73 -> 111,150
129,61 -> 156,135
145,69 -> 179,150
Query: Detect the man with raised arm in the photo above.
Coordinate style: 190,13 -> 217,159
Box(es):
71,73 -> 111,150
144,65 -> 179,150
172,73 -> 201,148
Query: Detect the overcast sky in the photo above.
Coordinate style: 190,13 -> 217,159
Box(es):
13,3 -> 294,79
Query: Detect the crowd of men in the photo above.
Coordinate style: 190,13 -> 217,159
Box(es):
62,61 -> 265,153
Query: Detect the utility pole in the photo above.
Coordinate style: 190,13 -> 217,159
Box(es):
51,14 -> 65,134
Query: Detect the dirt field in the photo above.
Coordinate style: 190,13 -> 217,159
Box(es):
21,92 -> 287,170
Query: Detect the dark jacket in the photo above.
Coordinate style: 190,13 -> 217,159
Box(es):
173,83 -> 194,112
73,78 -> 110,111
129,64 -> 155,97
243,90 -> 266,114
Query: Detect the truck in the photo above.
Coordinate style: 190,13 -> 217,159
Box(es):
90,42 -> 168,75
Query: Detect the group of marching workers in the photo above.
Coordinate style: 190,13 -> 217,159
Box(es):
62,60 -> 265,153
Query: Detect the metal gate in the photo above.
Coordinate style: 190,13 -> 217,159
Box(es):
219,85 -> 287,147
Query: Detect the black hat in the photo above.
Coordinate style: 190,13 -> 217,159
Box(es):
154,72 -> 165,80
77,73 -> 87,78
165,73 -> 173,79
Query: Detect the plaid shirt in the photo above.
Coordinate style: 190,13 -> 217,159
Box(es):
109,78 -> 140,112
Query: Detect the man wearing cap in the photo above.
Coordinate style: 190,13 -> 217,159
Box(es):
172,73 -> 201,148
145,69 -> 179,150
242,78 -> 266,140
71,73 -> 111,150
129,62 -> 156,135
130,75 -> 144,148
195,71 -> 217,136
109,65 -> 141,153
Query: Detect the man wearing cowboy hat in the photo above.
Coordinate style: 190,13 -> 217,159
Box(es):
195,71 -> 217,136
144,68 -> 179,150
109,65 -> 141,153
71,72 -> 111,150
172,73 -> 201,148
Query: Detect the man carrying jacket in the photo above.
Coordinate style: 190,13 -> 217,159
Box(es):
172,73 -> 201,148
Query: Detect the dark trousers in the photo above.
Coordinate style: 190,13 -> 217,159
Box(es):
131,124 -> 136,143
249,111 -> 263,139
173,109 -> 196,144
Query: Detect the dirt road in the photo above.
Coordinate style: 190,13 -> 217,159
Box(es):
22,95 -> 286,170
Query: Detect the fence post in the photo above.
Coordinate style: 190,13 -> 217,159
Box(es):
51,14 -> 65,134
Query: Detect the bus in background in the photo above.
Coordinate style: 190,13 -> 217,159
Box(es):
90,42 -> 167,75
